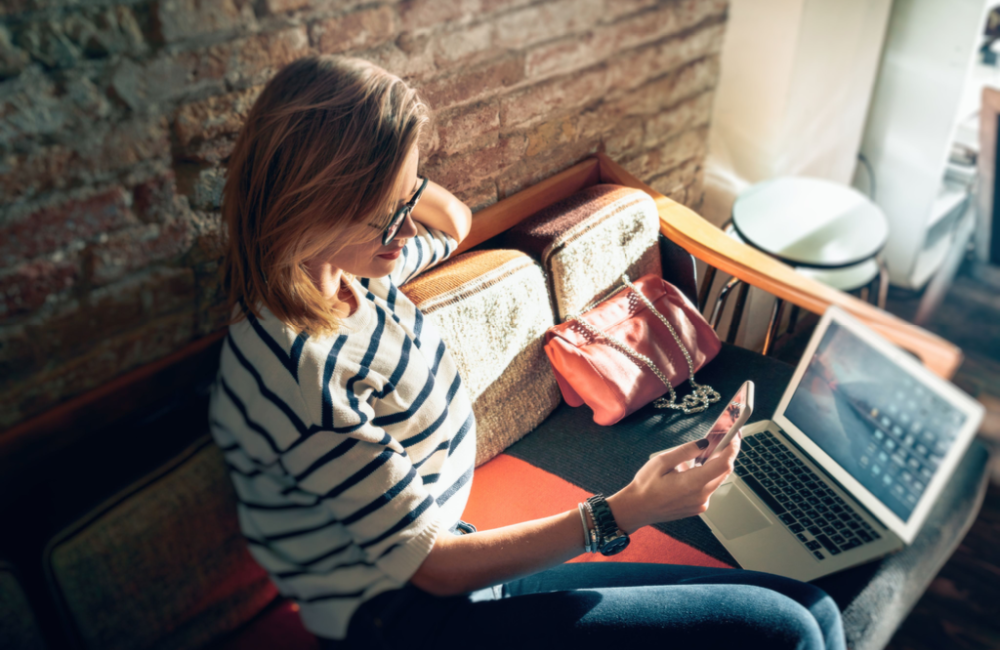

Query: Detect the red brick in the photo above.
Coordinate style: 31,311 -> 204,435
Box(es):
497,138 -> 599,199
454,179 -> 497,212
0,67 -> 97,141
0,187 -> 135,266
89,218 -> 194,286
0,144 -> 74,201
609,22 -> 726,93
262,0 -> 311,14
365,35 -> 437,83
186,210 -> 225,266
602,116 -> 646,159
155,0 -> 256,44
432,99 -> 500,156
399,0 -> 480,33
0,117 -> 169,202
3,267 -> 197,379
417,54 -> 524,110
643,91 -> 714,147
479,0 -> 533,14
205,26 -> 311,88
494,0 -> 603,50
110,55 -> 202,112
310,6 -> 396,55
95,117 -> 171,171
431,21 -> 498,69
0,311 -> 196,428
606,56 -> 720,118
174,85 -> 263,148
1,24 -> 31,77
606,0 -> 728,52
132,172 -> 178,223
527,13 -> 725,84
524,35 -> 598,80
187,135 -> 238,164
421,134 -> 525,194
601,0 -> 660,21
522,115 -> 579,158
0,255 -> 79,320
500,66 -> 608,128
192,167 -> 226,210
621,126 -> 708,182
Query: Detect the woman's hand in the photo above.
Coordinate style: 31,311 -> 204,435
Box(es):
606,434 -> 741,534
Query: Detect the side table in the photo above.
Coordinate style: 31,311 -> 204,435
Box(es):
703,177 -> 890,355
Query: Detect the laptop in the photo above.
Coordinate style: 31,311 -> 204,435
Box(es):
700,306 -> 984,581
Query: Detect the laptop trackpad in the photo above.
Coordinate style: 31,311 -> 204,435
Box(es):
706,483 -> 773,540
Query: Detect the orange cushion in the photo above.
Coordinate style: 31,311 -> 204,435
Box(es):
464,454 -> 732,568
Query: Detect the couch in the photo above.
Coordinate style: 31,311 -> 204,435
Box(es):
0,155 -> 989,650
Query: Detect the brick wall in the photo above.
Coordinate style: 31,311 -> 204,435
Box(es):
0,0 -> 727,429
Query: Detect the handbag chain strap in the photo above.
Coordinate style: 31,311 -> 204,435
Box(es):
571,274 -> 721,415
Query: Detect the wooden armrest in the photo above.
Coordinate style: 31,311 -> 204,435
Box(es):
595,154 -> 963,380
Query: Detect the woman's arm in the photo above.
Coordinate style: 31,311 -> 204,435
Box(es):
410,436 -> 739,596
411,180 -> 473,243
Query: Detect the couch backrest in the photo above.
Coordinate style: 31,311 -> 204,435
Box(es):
401,249 -> 562,466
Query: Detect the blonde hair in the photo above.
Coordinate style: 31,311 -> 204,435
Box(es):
222,55 -> 429,335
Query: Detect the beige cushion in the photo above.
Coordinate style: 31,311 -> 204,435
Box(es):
45,437 -> 276,650
0,562 -> 47,650
402,250 -> 561,466
498,184 -> 662,321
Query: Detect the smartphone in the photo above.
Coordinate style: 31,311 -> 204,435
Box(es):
693,380 -> 754,466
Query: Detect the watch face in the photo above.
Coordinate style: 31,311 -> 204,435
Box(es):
601,536 -> 630,556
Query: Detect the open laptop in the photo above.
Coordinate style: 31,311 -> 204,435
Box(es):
700,306 -> 984,581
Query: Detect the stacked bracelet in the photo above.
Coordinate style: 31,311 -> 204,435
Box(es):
577,502 -> 596,553
583,500 -> 598,553
577,503 -> 591,552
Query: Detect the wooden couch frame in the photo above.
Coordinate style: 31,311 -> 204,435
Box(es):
0,154 -> 961,493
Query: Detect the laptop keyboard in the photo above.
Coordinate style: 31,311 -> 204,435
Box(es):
734,431 -> 881,561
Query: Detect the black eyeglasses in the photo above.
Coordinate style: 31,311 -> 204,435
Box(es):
381,177 -> 428,245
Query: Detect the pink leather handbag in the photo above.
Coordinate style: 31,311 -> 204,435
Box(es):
543,274 -> 722,426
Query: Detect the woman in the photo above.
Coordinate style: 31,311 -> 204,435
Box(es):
210,54 -> 845,650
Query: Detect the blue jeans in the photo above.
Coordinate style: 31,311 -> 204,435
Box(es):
327,562 -> 846,650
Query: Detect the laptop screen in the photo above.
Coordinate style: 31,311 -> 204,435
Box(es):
783,321 -> 968,521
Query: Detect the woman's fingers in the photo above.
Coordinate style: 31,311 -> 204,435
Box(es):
652,439 -> 709,474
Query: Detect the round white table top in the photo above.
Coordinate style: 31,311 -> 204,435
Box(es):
732,177 -> 889,269
726,225 -> 881,291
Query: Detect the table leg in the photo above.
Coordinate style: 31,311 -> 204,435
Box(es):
762,297 -> 785,356
698,265 -> 718,313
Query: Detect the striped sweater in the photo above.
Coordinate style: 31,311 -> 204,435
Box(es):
208,225 -> 475,640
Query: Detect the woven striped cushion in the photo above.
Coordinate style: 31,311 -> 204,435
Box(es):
498,184 -> 662,321
0,562 -> 46,650
402,250 -> 561,466
45,437 -> 276,650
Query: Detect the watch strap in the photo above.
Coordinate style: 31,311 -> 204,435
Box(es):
585,495 -> 629,555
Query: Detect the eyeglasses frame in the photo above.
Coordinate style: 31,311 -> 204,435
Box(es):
382,176 -> 429,246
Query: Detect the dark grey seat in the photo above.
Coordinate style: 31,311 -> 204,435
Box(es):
507,343 -> 991,650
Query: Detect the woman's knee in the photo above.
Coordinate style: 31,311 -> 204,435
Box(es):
737,587 -> 828,650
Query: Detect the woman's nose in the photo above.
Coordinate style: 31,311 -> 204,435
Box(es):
396,209 -> 419,240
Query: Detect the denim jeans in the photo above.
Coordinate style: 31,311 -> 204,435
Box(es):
323,561 -> 846,650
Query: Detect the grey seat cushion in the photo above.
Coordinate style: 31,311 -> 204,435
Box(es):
507,342 -> 990,650
0,561 -> 47,650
